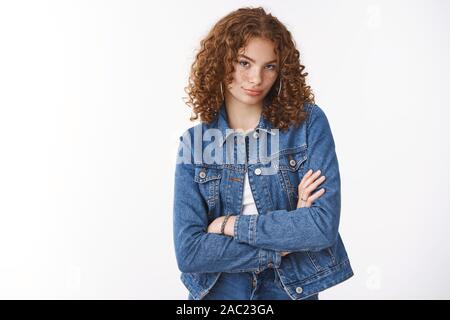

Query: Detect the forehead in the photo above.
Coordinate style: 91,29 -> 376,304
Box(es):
238,37 -> 277,61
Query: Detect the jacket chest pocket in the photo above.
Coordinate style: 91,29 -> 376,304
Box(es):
194,166 -> 222,212
276,145 -> 308,209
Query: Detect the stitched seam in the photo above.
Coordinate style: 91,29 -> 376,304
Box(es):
233,214 -> 241,242
288,259 -> 352,286
307,251 -> 321,272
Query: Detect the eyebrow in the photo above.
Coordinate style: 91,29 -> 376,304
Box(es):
238,54 -> 277,64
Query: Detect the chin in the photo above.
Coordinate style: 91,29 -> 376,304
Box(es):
241,95 -> 263,103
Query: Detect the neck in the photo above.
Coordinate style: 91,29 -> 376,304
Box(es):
224,95 -> 262,131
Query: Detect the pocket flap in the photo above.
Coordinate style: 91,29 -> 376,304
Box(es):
193,166 -> 222,183
277,145 -> 307,172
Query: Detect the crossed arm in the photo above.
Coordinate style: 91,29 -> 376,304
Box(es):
207,168 -> 326,256
173,105 -> 341,273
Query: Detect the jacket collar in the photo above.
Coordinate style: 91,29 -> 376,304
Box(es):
217,101 -> 274,146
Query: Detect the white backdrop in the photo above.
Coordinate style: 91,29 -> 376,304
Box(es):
0,0 -> 449,299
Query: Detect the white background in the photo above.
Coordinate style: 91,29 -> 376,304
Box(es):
0,0 -> 449,299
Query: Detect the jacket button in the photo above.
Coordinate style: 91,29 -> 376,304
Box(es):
199,171 -> 206,179
255,270 -> 260,274
253,131 -> 259,139
268,262 -> 273,268
254,168 -> 262,175
296,287 -> 303,294
289,159 -> 296,167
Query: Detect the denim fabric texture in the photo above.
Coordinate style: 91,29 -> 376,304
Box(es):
188,268 -> 319,300
173,102 -> 354,300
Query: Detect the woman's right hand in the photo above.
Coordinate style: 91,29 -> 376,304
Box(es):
280,169 -> 326,257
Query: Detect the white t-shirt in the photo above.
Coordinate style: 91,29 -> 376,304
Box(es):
236,128 -> 258,215
242,171 -> 258,215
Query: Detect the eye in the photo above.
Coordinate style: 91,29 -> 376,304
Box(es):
266,64 -> 277,70
239,60 -> 250,67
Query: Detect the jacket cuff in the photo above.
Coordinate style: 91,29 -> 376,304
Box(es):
233,214 -> 258,246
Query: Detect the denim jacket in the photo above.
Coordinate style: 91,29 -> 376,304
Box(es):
173,102 -> 354,300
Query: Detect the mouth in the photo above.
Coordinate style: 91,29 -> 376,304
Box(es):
243,88 -> 263,96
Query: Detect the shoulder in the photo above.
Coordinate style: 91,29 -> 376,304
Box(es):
303,103 -> 336,149
303,102 -> 329,128
281,102 -> 328,134
281,103 -> 333,147
179,118 -> 219,141
176,119 -> 220,164
281,102 -> 329,136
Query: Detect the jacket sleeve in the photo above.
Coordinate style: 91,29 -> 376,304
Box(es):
233,105 -> 341,252
173,133 -> 281,274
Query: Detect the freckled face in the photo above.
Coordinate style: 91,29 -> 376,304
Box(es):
225,37 -> 279,105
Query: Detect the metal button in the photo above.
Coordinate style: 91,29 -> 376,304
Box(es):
268,262 -> 273,268
254,168 -> 262,175
253,131 -> 259,139
289,159 -> 296,167
199,171 -> 206,179
255,270 -> 260,274
295,287 -> 303,294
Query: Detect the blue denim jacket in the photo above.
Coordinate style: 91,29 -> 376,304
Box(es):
173,102 -> 353,300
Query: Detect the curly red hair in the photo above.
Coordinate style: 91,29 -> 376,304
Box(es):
183,6 -> 315,132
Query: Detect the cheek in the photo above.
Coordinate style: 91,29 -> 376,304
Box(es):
235,68 -> 249,82
267,74 -> 278,86
268,71 -> 278,81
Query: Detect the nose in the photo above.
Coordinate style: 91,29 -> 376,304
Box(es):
248,68 -> 262,86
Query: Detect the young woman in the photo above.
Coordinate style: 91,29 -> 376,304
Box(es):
173,7 -> 354,300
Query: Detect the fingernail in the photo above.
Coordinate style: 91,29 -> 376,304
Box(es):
317,170 -> 321,174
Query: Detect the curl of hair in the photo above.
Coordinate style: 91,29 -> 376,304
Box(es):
183,6 -> 315,131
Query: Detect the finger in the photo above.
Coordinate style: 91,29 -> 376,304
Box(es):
300,181 -> 324,207
302,170 -> 322,189
298,169 -> 317,196
308,188 -> 325,202
298,185 -> 310,203
299,170 -> 321,199
305,175 -> 326,194
299,169 -> 314,190
298,170 -> 323,204
299,169 -> 313,189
